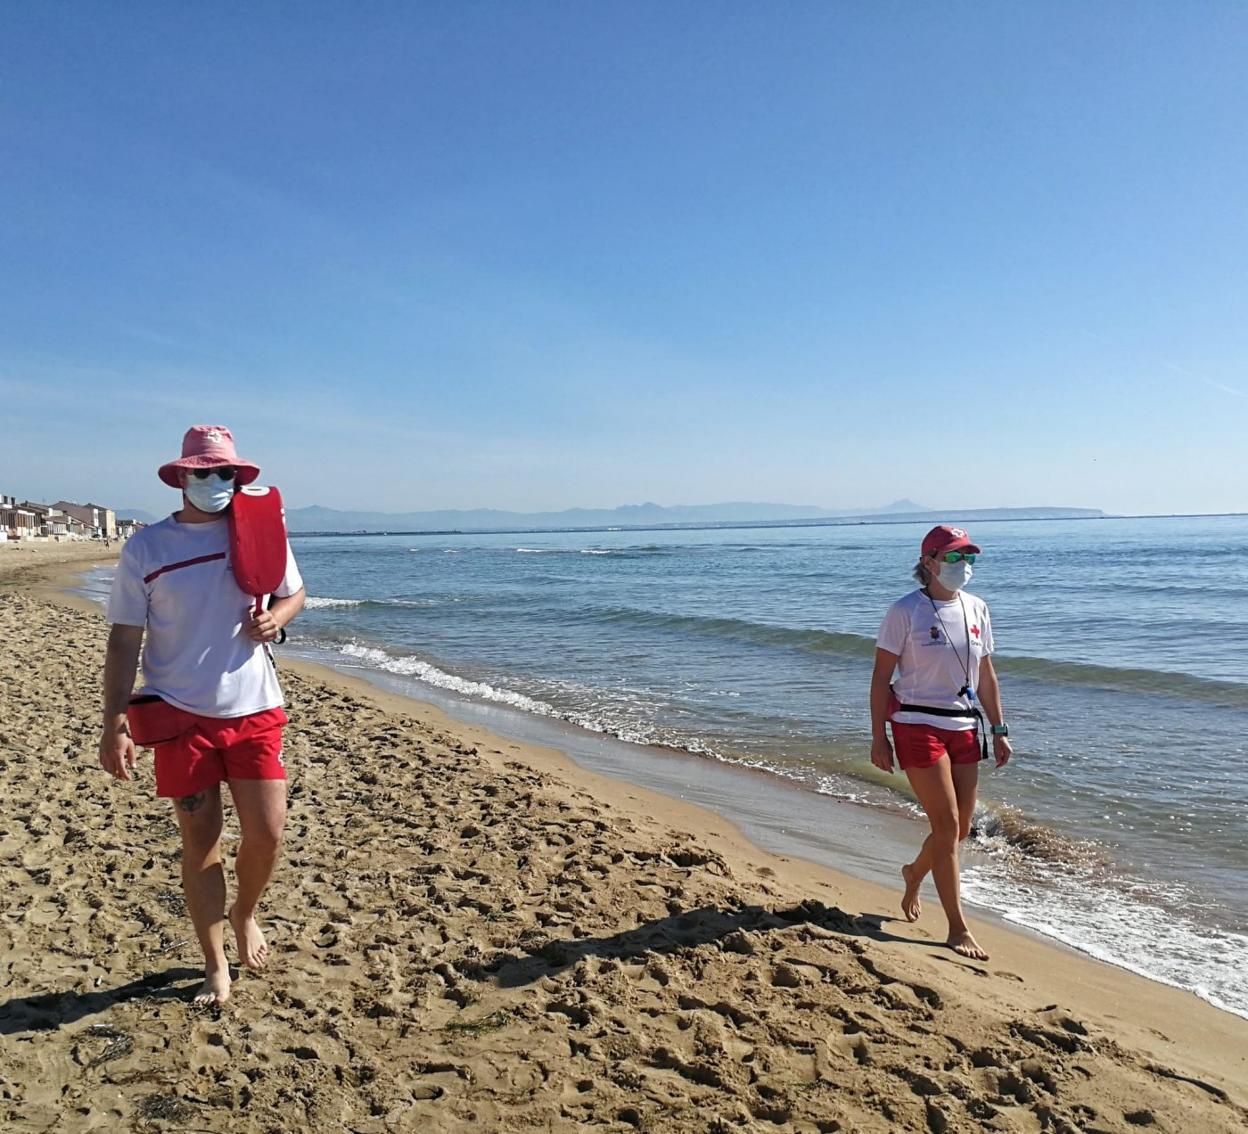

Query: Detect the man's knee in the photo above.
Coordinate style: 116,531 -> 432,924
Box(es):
240,816 -> 285,857
230,779 -> 287,856
176,793 -> 223,859
248,828 -> 284,857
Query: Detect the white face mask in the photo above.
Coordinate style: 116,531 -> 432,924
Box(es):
937,560 -> 973,592
183,474 -> 235,514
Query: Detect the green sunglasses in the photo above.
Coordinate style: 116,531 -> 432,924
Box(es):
939,551 -> 977,564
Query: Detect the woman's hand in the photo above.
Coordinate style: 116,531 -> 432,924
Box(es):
870,736 -> 895,774
869,648 -> 900,776
993,734 -> 1012,768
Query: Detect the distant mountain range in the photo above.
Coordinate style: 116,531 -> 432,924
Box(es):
116,508 -> 160,524
281,500 -> 1106,534
115,499 -> 1106,533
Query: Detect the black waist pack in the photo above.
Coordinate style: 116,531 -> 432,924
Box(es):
892,699 -> 988,762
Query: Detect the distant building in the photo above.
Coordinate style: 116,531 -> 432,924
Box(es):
20,501 -> 70,538
54,501 -> 115,539
84,503 -> 117,540
1,494 -> 39,540
1,495 -> 126,541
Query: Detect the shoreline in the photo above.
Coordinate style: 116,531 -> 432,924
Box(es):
273,657 -> 1248,1030
63,556 -> 1248,1017
284,644 -> 1084,949
66,562 -> 1145,970
63,557 -> 1248,1015
285,642 -> 931,888
280,632 -> 1248,1021
3,556 -> 1244,1130
0,540 -> 120,598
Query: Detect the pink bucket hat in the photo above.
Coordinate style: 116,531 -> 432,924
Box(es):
158,425 -> 261,488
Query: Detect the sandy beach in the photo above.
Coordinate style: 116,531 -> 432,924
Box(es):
1,555 -> 1246,1133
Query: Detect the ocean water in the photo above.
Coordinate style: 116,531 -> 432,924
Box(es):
81,515 -> 1248,1016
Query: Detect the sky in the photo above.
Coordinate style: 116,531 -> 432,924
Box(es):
2,3 -> 1246,517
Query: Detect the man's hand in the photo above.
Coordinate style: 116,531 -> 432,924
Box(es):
101,624 -> 142,783
245,608 -> 282,643
99,717 -> 138,781
993,734 -> 1013,769
870,735 -> 895,774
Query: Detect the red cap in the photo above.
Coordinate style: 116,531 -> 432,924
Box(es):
921,525 -> 981,557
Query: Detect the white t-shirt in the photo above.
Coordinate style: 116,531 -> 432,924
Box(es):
876,589 -> 994,730
107,514 -> 304,718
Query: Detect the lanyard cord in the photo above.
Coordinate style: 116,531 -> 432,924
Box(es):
926,590 -> 973,698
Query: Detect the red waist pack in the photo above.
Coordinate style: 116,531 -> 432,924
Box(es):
126,694 -> 195,748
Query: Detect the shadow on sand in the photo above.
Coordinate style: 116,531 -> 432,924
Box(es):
480,899 -> 927,989
0,967 -> 204,1035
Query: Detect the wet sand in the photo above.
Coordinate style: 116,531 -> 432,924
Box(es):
1,556 -> 1246,1132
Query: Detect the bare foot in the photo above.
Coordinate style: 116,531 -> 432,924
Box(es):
900,863 -> 922,921
193,968 -> 231,1006
228,907 -> 269,970
948,930 -> 989,961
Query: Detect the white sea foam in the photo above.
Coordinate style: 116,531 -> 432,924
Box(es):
329,641 -> 715,754
337,643 -> 559,717
513,546 -> 624,557
696,750 -> 902,813
507,546 -> 639,557
306,596 -> 451,610
961,853 -> 1248,1019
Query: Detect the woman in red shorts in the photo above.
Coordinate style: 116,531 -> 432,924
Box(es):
869,525 -> 1012,961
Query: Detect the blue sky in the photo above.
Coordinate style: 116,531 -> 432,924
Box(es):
2,3 -> 1245,516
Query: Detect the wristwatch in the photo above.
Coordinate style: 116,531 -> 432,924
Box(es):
990,723 -> 1009,737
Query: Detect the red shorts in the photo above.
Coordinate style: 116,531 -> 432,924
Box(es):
891,721 -> 981,771
153,707 -> 288,798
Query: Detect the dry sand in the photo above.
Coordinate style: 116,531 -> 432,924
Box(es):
0,540 -> 118,594
1,556 -> 1246,1133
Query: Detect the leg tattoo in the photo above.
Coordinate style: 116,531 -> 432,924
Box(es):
176,792 -> 207,813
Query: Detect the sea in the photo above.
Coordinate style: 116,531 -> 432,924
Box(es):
78,514 -> 1248,1018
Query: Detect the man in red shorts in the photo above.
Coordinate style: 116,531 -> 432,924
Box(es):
98,425 -> 305,1005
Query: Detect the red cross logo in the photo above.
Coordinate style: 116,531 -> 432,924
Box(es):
970,625 -> 980,639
